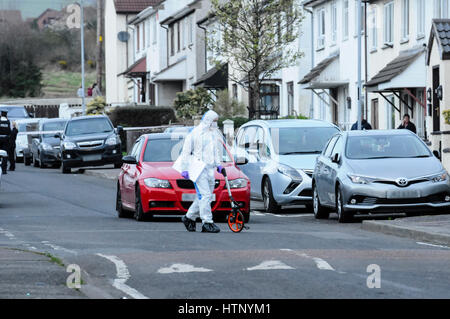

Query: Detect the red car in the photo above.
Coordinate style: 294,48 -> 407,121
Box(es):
116,133 -> 251,222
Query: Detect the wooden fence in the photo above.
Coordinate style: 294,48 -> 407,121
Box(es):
25,105 -> 59,118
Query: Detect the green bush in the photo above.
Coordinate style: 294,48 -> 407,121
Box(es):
213,89 -> 247,118
279,114 -> 309,119
173,87 -> 214,119
444,110 -> 450,125
87,96 -> 106,115
108,106 -> 176,127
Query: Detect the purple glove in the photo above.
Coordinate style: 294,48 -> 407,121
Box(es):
217,165 -> 224,174
181,171 -> 189,180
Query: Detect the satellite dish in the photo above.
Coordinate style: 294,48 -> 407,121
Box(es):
118,31 -> 130,42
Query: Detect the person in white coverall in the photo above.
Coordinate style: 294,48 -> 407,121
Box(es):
179,110 -> 223,233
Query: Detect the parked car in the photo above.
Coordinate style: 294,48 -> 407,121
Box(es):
0,105 -> 31,121
234,119 -> 340,213
58,115 -> 123,174
30,118 -> 67,168
15,118 -> 43,165
312,130 -> 450,223
117,133 -> 250,222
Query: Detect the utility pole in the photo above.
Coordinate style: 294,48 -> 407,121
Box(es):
96,0 -> 103,93
357,0 -> 362,130
80,0 -> 86,115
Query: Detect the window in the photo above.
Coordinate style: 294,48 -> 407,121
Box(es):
417,0 -> 425,38
260,84 -> 280,112
152,16 -> 157,44
287,82 -> 294,116
317,8 -> 325,49
343,0 -> 349,39
435,0 -> 449,18
401,0 -> 410,40
355,1 -> 365,35
370,6 -> 377,50
136,25 -> 140,52
177,22 -> 181,52
182,19 -> 186,49
331,1 -> 337,44
331,136 -> 344,159
142,22 -> 146,49
170,24 -> 174,55
188,15 -> 193,45
384,2 -> 394,45
324,136 -> 339,157
232,84 -> 238,100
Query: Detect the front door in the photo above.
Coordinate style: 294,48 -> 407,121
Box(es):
371,99 -> 379,129
433,66 -> 440,132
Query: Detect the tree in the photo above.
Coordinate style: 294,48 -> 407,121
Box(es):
208,0 -> 304,119
173,87 -> 214,119
213,89 -> 246,118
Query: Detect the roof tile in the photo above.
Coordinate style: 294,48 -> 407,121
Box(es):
114,0 -> 161,13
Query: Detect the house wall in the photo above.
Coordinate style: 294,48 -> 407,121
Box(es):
104,1 -> 133,105
428,38 -> 450,171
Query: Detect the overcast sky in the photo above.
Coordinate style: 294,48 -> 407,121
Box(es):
1,0 -> 96,19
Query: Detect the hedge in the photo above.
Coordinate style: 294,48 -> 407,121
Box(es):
109,106 -> 176,127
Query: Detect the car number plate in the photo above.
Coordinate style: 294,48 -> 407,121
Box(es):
82,154 -> 102,162
387,190 -> 420,199
182,193 -> 216,202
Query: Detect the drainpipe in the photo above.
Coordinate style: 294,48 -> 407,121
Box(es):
304,7 -> 314,119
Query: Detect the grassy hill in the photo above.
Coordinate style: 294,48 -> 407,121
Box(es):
41,70 -> 97,98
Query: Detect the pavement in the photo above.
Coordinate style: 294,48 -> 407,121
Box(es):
362,214 -> 450,246
0,247 -> 86,299
82,167 -> 120,181
1,164 -> 450,299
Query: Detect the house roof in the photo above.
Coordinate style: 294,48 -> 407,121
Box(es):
0,10 -> 22,24
194,63 -> 228,89
298,52 -> 339,85
160,7 -> 195,25
366,47 -> 425,87
427,19 -> 450,64
120,57 -> 147,77
114,0 -> 161,14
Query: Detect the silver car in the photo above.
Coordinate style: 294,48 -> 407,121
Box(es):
234,119 -> 340,213
312,130 -> 450,223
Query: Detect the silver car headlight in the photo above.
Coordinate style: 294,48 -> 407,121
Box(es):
348,174 -> 375,184
63,142 -> 77,150
105,136 -> 119,146
428,171 -> 448,183
41,143 -> 53,151
228,178 -> 247,189
144,178 -> 171,188
277,164 -> 303,182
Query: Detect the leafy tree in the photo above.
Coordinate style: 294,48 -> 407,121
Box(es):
208,0 -> 304,119
213,89 -> 247,118
0,23 -> 43,98
173,87 -> 214,119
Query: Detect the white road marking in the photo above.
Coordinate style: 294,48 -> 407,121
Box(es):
246,260 -> 295,271
416,242 -> 450,249
96,253 -> 148,299
281,249 -> 336,271
158,263 -> 213,274
41,241 -> 77,255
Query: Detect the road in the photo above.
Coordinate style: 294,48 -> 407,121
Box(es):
1,164 -> 450,299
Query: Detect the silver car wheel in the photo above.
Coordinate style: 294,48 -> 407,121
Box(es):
313,187 -> 319,215
263,183 -> 270,210
336,191 -> 342,218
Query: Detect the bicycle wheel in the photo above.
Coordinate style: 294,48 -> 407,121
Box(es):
227,210 -> 245,233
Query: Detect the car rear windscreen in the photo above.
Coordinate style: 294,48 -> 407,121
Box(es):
65,118 -> 113,136
143,138 -> 232,162
271,127 -> 339,155
43,121 -> 67,137
346,135 -> 431,159
1,107 -> 29,118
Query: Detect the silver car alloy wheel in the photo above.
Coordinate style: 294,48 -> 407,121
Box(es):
336,190 -> 342,218
263,182 -> 270,211
313,187 -> 319,216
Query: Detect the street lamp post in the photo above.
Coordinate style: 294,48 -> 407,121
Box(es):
357,0 -> 362,130
80,0 -> 86,115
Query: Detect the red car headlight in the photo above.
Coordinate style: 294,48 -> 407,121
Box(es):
228,178 -> 248,189
144,178 -> 172,188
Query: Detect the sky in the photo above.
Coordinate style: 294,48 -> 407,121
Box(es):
0,0 -> 96,19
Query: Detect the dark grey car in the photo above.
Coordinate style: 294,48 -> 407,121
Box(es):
30,118 -> 67,168
312,130 -> 450,223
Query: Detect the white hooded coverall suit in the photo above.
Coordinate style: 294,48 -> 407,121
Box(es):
179,111 -> 222,224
